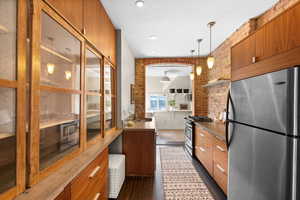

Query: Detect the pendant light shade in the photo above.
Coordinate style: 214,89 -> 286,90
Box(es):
207,22 -> 216,69
196,66 -> 202,75
196,39 -> 203,76
47,63 -> 55,74
190,72 -> 194,81
207,56 -> 215,69
160,71 -> 170,83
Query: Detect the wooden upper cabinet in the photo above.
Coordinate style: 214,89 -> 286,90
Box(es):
45,0 -> 84,32
231,2 -> 300,81
264,12 -> 289,59
231,34 -> 255,70
286,3 -> 300,50
84,0 -> 116,65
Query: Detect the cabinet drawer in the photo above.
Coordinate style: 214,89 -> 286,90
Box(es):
195,146 -> 213,175
88,172 -> 108,200
195,126 -> 214,148
71,148 -> 108,200
213,161 -> 228,194
213,138 -> 228,172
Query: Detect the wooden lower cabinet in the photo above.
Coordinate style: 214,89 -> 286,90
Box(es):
195,126 -> 228,194
55,148 -> 109,200
123,129 -> 156,176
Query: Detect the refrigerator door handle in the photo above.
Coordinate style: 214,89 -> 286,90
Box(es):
226,91 -> 230,149
226,90 -> 236,149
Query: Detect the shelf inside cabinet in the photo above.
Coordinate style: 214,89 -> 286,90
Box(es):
40,45 -> 73,64
202,80 -> 230,88
0,133 -> 15,140
40,117 -> 78,129
0,24 -> 9,34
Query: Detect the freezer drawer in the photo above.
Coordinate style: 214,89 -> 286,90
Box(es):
228,122 -> 294,200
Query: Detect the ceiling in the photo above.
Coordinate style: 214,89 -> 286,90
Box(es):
101,0 -> 277,58
146,65 -> 192,77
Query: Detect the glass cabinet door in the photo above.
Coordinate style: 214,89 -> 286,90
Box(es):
39,12 -> 81,170
0,0 -> 24,196
104,61 -> 115,131
85,48 -> 102,141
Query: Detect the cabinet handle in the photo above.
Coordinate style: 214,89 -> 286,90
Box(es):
89,166 -> 101,178
93,193 -> 101,200
252,56 -> 256,63
216,145 -> 225,152
200,133 -> 205,137
199,147 -> 205,152
217,164 -> 225,173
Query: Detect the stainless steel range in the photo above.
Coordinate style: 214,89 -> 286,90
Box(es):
184,116 -> 212,157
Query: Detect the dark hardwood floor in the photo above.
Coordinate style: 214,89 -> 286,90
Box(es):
116,145 -> 227,200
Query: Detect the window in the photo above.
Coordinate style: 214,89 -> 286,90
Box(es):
149,95 -> 166,111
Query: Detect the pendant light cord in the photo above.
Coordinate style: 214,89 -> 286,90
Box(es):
209,25 -> 212,56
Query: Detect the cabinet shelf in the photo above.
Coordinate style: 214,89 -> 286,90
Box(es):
0,24 -> 8,34
40,45 -> 73,64
202,80 -> 230,88
0,133 -> 15,140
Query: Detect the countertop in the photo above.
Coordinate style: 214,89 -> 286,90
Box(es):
15,129 -> 123,200
195,121 -> 226,141
123,119 -> 156,131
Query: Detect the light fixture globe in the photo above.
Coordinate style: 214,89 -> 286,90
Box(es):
190,72 -> 195,81
135,0 -> 144,7
207,56 -> 215,69
47,63 -> 55,74
160,76 -> 170,83
196,66 -> 202,75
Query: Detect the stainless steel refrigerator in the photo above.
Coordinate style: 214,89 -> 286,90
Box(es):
226,66 -> 300,200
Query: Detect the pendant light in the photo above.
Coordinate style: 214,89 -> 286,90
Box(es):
160,71 -> 170,83
207,21 -> 216,69
196,39 -> 203,76
190,50 -> 195,80
47,37 -> 56,74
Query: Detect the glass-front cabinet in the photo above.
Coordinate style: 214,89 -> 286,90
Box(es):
104,60 -> 115,132
85,48 -> 102,142
0,0 -> 26,198
29,2 -> 85,186
0,0 -> 117,196
39,12 -> 81,170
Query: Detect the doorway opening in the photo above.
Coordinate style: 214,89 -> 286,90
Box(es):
145,64 -> 193,145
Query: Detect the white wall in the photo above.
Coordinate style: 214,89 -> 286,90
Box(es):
146,75 -> 192,111
120,31 -> 135,120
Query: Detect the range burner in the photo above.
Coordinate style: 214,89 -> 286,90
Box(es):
187,115 -> 213,122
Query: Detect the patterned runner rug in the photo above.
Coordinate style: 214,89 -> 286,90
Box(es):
160,147 -> 214,200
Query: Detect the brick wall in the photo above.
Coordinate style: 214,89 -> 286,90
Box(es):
207,0 -> 300,119
134,57 -> 208,119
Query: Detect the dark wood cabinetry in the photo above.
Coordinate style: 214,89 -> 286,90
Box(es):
123,129 -> 156,176
83,0 -> 116,65
195,125 -> 228,194
44,0 -> 117,66
45,0 -> 84,32
54,185 -> 71,200
231,2 -> 300,81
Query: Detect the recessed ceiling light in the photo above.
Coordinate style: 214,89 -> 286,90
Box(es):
148,35 -> 157,40
135,0 -> 144,7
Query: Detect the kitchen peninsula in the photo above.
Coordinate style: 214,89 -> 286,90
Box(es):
123,120 -> 156,176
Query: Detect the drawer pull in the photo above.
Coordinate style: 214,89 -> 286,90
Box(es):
216,145 -> 225,152
199,147 -> 205,152
93,192 -> 101,200
217,164 -> 225,173
89,166 -> 101,178
200,133 -> 205,137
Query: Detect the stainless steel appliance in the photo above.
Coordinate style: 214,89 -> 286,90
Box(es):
226,66 -> 300,200
60,120 -> 79,151
184,116 -> 212,157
